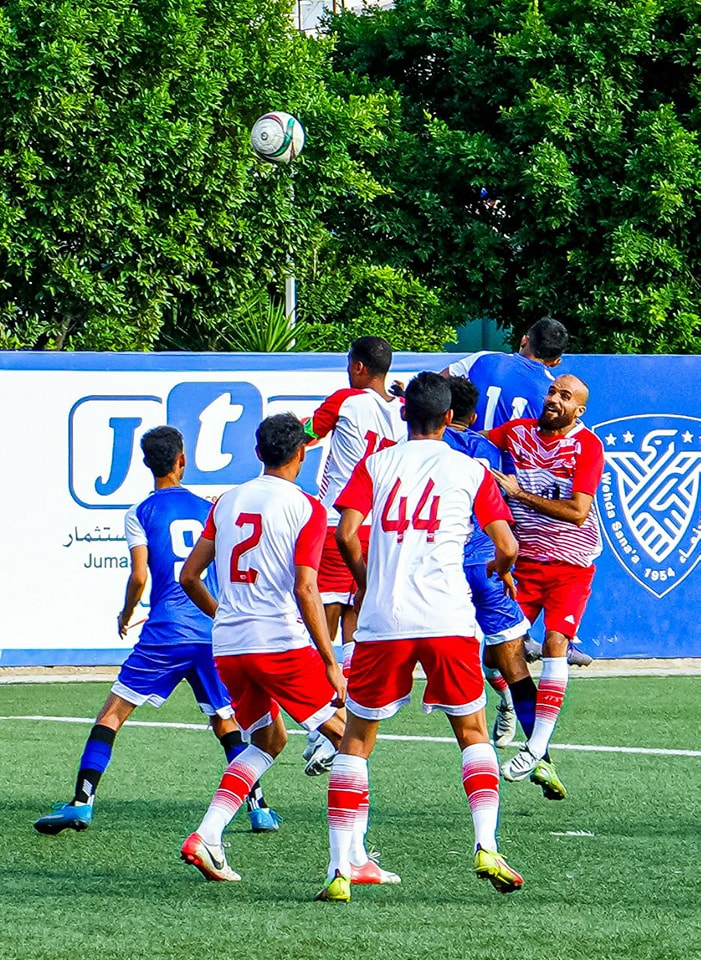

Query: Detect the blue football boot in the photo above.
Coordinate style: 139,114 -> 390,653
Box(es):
34,801 -> 93,835
248,807 -> 282,833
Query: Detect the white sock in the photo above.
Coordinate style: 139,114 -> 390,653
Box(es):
328,754 -> 368,880
197,745 -> 274,846
528,657 -> 569,758
349,789 -> 370,868
461,742 -> 500,853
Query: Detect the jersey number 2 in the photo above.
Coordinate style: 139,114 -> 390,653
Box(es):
230,513 -> 262,584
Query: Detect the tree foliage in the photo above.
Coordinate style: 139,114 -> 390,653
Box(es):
0,0 -> 412,350
328,0 -> 701,353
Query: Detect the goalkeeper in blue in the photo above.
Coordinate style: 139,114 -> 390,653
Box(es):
34,426 -> 279,836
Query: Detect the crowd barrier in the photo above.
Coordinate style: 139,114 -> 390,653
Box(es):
1,351 -> 698,665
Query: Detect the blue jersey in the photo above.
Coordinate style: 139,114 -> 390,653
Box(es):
448,351 -> 555,430
124,487 -> 217,645
443,427 -> 502,566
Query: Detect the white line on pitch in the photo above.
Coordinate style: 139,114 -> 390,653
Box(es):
0,714 -> 699,758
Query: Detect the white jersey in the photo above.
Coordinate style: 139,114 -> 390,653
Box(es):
335,440 -> 512,642
312,387 -> 406,525
202,476 -> 327,655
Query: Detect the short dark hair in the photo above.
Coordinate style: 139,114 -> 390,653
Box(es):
256,413 -> 306,468
404,372 -> 451,434
141,426 -> 183,478
527,316 -> 569,361
447,376 -> 479,422
349,336 -> 392,376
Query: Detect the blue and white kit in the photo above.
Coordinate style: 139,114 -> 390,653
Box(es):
447,351 -> 555,431
443,427 -> 529,645
113,487 -> 233,717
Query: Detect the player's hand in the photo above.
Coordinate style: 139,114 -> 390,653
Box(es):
389,379 -> 405,398
117,612 -> 129,638
486,561 -> 518,601
326,662 -> 347,707
491,468 -> 521,499
352,585 -> 366,614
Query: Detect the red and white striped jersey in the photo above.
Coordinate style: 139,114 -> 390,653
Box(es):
312,388 -> 405,525
202,476 -> 327,655
488,418 -> 604,567
335,439 -> 512,641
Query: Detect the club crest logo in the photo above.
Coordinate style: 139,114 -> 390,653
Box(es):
592,415 -> 701,597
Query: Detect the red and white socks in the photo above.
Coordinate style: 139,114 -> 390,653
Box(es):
484,667 -> 514,709
327,754 -> 369,880
528,656 -> 569,758
196,745 -> 274,846
461,741 -> 500,852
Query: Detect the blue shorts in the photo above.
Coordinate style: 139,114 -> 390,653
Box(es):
112,642 -> 234,718
464,565 -> 530,646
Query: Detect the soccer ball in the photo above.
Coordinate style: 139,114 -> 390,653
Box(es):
250,112 -> 305,164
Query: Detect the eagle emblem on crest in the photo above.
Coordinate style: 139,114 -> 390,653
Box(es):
592,415 -> 701,598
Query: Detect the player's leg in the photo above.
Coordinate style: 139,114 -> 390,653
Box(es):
316,710 -> 378,902
482,666 -> 516,745
317,639 -> 413,901
182,654 -> 287,882
303,600 -> 346,776
34,692 -> 134,834
33,642 -> 170,835
420,634 -> 523,894
503,561 -> 594,790
467,564 -> 533,749
209,714 -> 281,832
186,646 -> 278,831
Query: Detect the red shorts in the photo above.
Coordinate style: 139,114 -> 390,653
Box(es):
514,558 -> 595,638
317,525 -> 370,603
215,647 -> 337,740
347,636 -> 485,720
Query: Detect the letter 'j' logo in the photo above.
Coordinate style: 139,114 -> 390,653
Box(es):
592,415 -> 701,597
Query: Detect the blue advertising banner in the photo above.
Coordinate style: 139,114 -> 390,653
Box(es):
0,351 -> 698,664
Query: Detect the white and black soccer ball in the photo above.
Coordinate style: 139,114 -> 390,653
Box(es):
250,112 -> 305,164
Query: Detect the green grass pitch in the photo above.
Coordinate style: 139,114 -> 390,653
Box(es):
1,676 -> 699,960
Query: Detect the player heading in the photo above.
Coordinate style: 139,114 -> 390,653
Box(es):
523,315 -> 569,364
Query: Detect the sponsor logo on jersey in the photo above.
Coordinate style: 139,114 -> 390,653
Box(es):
592,415 -> 701,597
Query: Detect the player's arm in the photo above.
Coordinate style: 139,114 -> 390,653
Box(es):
118,545 -> 148,637
307,389 -> 358,441
483,520 -> 519,600
179,537 -> 218,618
473,469 -> 519,599
334,458 -> 373,605
335,507 -> 367,598
294,565 -> 346,705
491,470 -> 595,526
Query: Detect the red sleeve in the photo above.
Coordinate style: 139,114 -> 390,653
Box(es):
473,470 -> 514,527
572,431 -> 605,496
311,388 -> 364,439
487,421 -> 512,451
334,458 -> 373,519
487,417 -> 534,451
202,504 -> 217,540
294,496 -> 328,569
